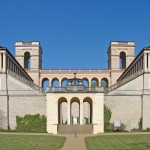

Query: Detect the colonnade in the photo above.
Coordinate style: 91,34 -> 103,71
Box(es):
58,97 -> 92,125
118,51 -> 150,81
0,48 -> 33,81
41,77 -> 109,89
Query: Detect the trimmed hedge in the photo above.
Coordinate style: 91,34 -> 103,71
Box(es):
16,114 -> 46,133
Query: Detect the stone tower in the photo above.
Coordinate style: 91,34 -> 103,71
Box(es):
107,41 -> 135,84
15,41 -> 42,85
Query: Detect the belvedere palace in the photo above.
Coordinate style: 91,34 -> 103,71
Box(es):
0,41 -> 150,134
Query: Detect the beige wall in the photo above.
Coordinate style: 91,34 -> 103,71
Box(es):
47,92 -> 104,134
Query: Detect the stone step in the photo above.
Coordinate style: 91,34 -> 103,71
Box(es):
58,125 -> 93,134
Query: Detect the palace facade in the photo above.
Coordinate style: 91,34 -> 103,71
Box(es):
0,41 -> 150,134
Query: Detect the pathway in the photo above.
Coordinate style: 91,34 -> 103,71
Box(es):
60,134 -> 90,150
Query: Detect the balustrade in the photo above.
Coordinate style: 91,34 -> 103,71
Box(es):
7,70 -> 44,93
106,69 -> 143,93
46,86 -> 104,93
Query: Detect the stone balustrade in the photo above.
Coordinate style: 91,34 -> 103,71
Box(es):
7,70 -> 44,93
106,69 -> 143,93
46,86 -> 104,93
40,69 -> 110,74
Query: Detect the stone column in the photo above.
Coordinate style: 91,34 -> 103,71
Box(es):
7,59 -> 9,71
3,52 -> 6,72
148,53 -> 150,72
89,82 -> 91,87
59,81 -> 61,87
80,101 -> 83,124
99,82 -> 101,87
143,53 -> 147,72
0,53 -> 2,72
67,102 -> 70,125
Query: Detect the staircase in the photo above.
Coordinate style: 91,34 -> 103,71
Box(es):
58,125 -> 93,134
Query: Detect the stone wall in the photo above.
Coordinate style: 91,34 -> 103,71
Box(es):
105,75 -> 143,131
105,95 -> 142,131
0,73 -> 46,130
0,95 -> 8,129
9,96 -> 46,129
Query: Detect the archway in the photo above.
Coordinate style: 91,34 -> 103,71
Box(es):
101,78 -> 109,88
83,97 -> 92,124
58,97 -> 67,124
91,78 -> 99,87
120,51 -> 126,69
61,78 -> 68,87
24,51 -> 31,69
82,78 -> 89,87
51,78 -> 59,87
42,78 -> 50,90
71,97 -> 80,124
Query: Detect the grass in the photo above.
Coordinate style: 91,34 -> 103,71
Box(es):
85,134 -> 150,150
0,134 -> 65,150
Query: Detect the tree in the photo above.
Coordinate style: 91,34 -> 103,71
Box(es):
104,105 -> 112,131
0,110 -> 5,129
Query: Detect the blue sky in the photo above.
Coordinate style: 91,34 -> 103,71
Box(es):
0,0 -> 150,69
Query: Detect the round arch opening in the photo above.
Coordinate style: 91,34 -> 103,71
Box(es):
120,51 -> 126,69
24,51 -> 31,69
101,78 -> 109,88
83,97 -> 93,124
42,78 -> 50,90
82,78 -> 89,87
71,97 -> 80,124
51,78 -> 59,87
58,97 -> 68,124
61,78 -> 68,87
91,77 -> 99,87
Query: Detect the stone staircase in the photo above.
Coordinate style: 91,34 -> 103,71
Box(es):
58,125 -> 93,134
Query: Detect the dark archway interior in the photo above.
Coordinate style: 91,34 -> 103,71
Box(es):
120,51 -> 126,69
24,52 -> 30,69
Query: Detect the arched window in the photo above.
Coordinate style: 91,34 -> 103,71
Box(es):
42,78 -> 50,90
120,51 -> 126,69
24,52 -> 31,69
101,78 -> 108,88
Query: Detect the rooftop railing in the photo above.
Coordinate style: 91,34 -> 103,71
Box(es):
40,69 -> 111,74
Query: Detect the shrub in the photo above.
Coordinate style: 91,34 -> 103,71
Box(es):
144,128 -> 150,132
138,117 -> 142,130
0,110 -> 6,129
104,105 -> 111,131
16,114 -> 46,133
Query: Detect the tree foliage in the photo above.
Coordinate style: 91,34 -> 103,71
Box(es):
104,105 -> 112,131
138,117 -> 142,130
16,114 -> 46,133
0,110 -> 6,129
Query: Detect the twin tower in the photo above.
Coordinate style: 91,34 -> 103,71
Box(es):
15,41 -> 135,87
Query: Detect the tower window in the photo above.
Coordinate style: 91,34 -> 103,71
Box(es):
120,51 -> 126,69
24,52 -> 31,69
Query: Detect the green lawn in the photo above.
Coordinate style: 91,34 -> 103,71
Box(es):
0,134 -> 65,150
85,134 -> 150,150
